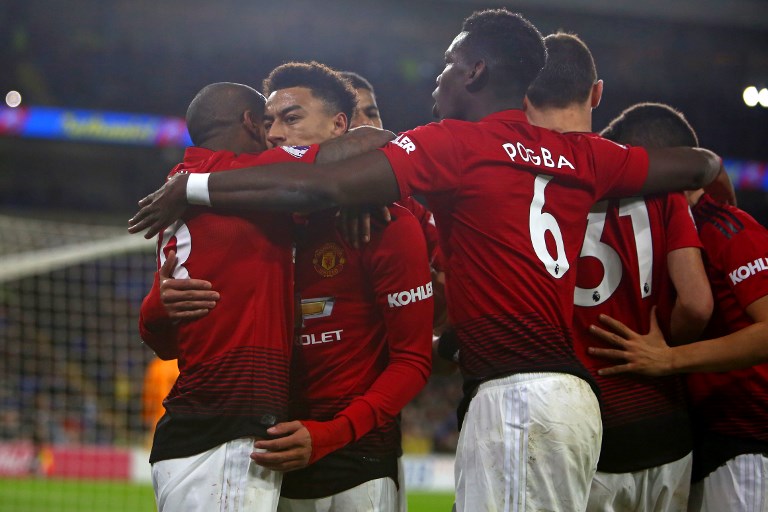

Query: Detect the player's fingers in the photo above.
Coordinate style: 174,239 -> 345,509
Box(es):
338,209 -> 351,244
596,363 -> 634,376
266,421 -> 304,437
361,212 -> 371,244
589,324 -> 628,348
587,346 -> 631,361
161,278 -> 214,292
597,314 -> 635,339
166,299 -> 217,311
349,213 -> 360,249
380,206 -> 391,223
168,309 -> 212,321
159,252 -> 178,279
137,194 -> 154,207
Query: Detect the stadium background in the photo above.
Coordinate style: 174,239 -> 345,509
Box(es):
0,0 -> 766,510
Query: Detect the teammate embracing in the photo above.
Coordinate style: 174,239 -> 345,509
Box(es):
588,103 -> 768,512
130,9 -> 723,511
527,34 -> 713,511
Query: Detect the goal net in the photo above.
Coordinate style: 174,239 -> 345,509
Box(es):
0,212 -> 159,511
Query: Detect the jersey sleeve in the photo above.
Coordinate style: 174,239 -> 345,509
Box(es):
343,207 -> 433,435
664,192 -> 702,252
586,137 -> 649,199
138,272 -> 180,360
397,196 -> 441,267
719,227 -> 768,310
254,144 -> 320,165
378,123 -> 462,200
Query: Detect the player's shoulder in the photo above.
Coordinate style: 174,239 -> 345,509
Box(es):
693,195 -> 752,241
243,145 -> 319,165
372,204 -> 423,242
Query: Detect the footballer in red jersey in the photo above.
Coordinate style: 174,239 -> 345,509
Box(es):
144,143 -> 319,465
128,11 -> 722,512
526,35 -> 713,512
586,106 -> 768,511
255,62 -> 433,510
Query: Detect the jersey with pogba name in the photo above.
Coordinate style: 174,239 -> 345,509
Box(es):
281,204 -> 432,499
688,193 -> 768,479
571,191 -> 701,472
139,144 -> 319,464
379,109 -> 648,387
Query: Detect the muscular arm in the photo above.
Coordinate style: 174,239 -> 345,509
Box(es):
641,147 -> 722,195
667,247 -> 713,344
129,129 -> 400,238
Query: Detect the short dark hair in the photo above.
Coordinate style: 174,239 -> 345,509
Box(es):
459,9 -> 546,97
186,82 -> 266,146
263,61 -> 357,125
601,102 -> 699,148
527,32 -> 597,109
339,71 -> 374,94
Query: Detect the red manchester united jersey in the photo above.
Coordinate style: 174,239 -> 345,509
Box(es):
281,204 -> 433,498
688,194 -> 768,446
140,144 -> 319,463
572,191 -> 701,472
379,110 -> 648,384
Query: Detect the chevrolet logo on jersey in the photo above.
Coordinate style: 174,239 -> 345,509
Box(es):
301,297 -> 335,319
312,242 -> 346,277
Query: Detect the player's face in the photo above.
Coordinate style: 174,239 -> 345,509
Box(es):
433,32 -> 471,120
264,87 -> 347,147
350,88 -> 383,129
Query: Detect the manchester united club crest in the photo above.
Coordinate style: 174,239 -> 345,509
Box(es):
312,242 -> 346,278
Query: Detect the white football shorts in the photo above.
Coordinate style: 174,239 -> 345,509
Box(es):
152,438 -> 281,512
277,476 -> 398,512
454,372 -> 602,512
688,453 -> 767,512
587,452 -> 692,512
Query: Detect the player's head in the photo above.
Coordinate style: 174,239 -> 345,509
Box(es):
600,102 -> 699,149
339,71 -> 383,129
186,82 -> 267,152
262,61 -> 357,147
433,8 -> 546,120
601,103 -> 710,205
526,32 -> 602,111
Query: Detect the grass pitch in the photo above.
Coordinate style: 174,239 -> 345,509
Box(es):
0,478 -> 454,511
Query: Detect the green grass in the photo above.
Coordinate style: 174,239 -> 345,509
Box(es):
0,478 -> 454,511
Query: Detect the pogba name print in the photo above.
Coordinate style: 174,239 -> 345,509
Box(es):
502,141 -> 575,170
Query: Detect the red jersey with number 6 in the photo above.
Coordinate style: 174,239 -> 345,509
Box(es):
379,110 -> 649,385
141,144 -> 318,464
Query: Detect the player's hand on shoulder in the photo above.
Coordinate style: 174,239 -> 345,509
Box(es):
337,205 -> 392,248
128,172 -> 190,239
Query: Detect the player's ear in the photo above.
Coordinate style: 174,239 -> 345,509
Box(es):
242,110 -> 267,146
332,112 -> 348,136
466,60 -> 488,92
591,80 -> 604,109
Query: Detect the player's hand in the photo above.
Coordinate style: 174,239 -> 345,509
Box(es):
251,421 -> 312,471
338,206 -> 391,248
704,161 -> 737,206
587,307 -> 674,377
160,250 -> 219,322
128,173 -> 190,239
